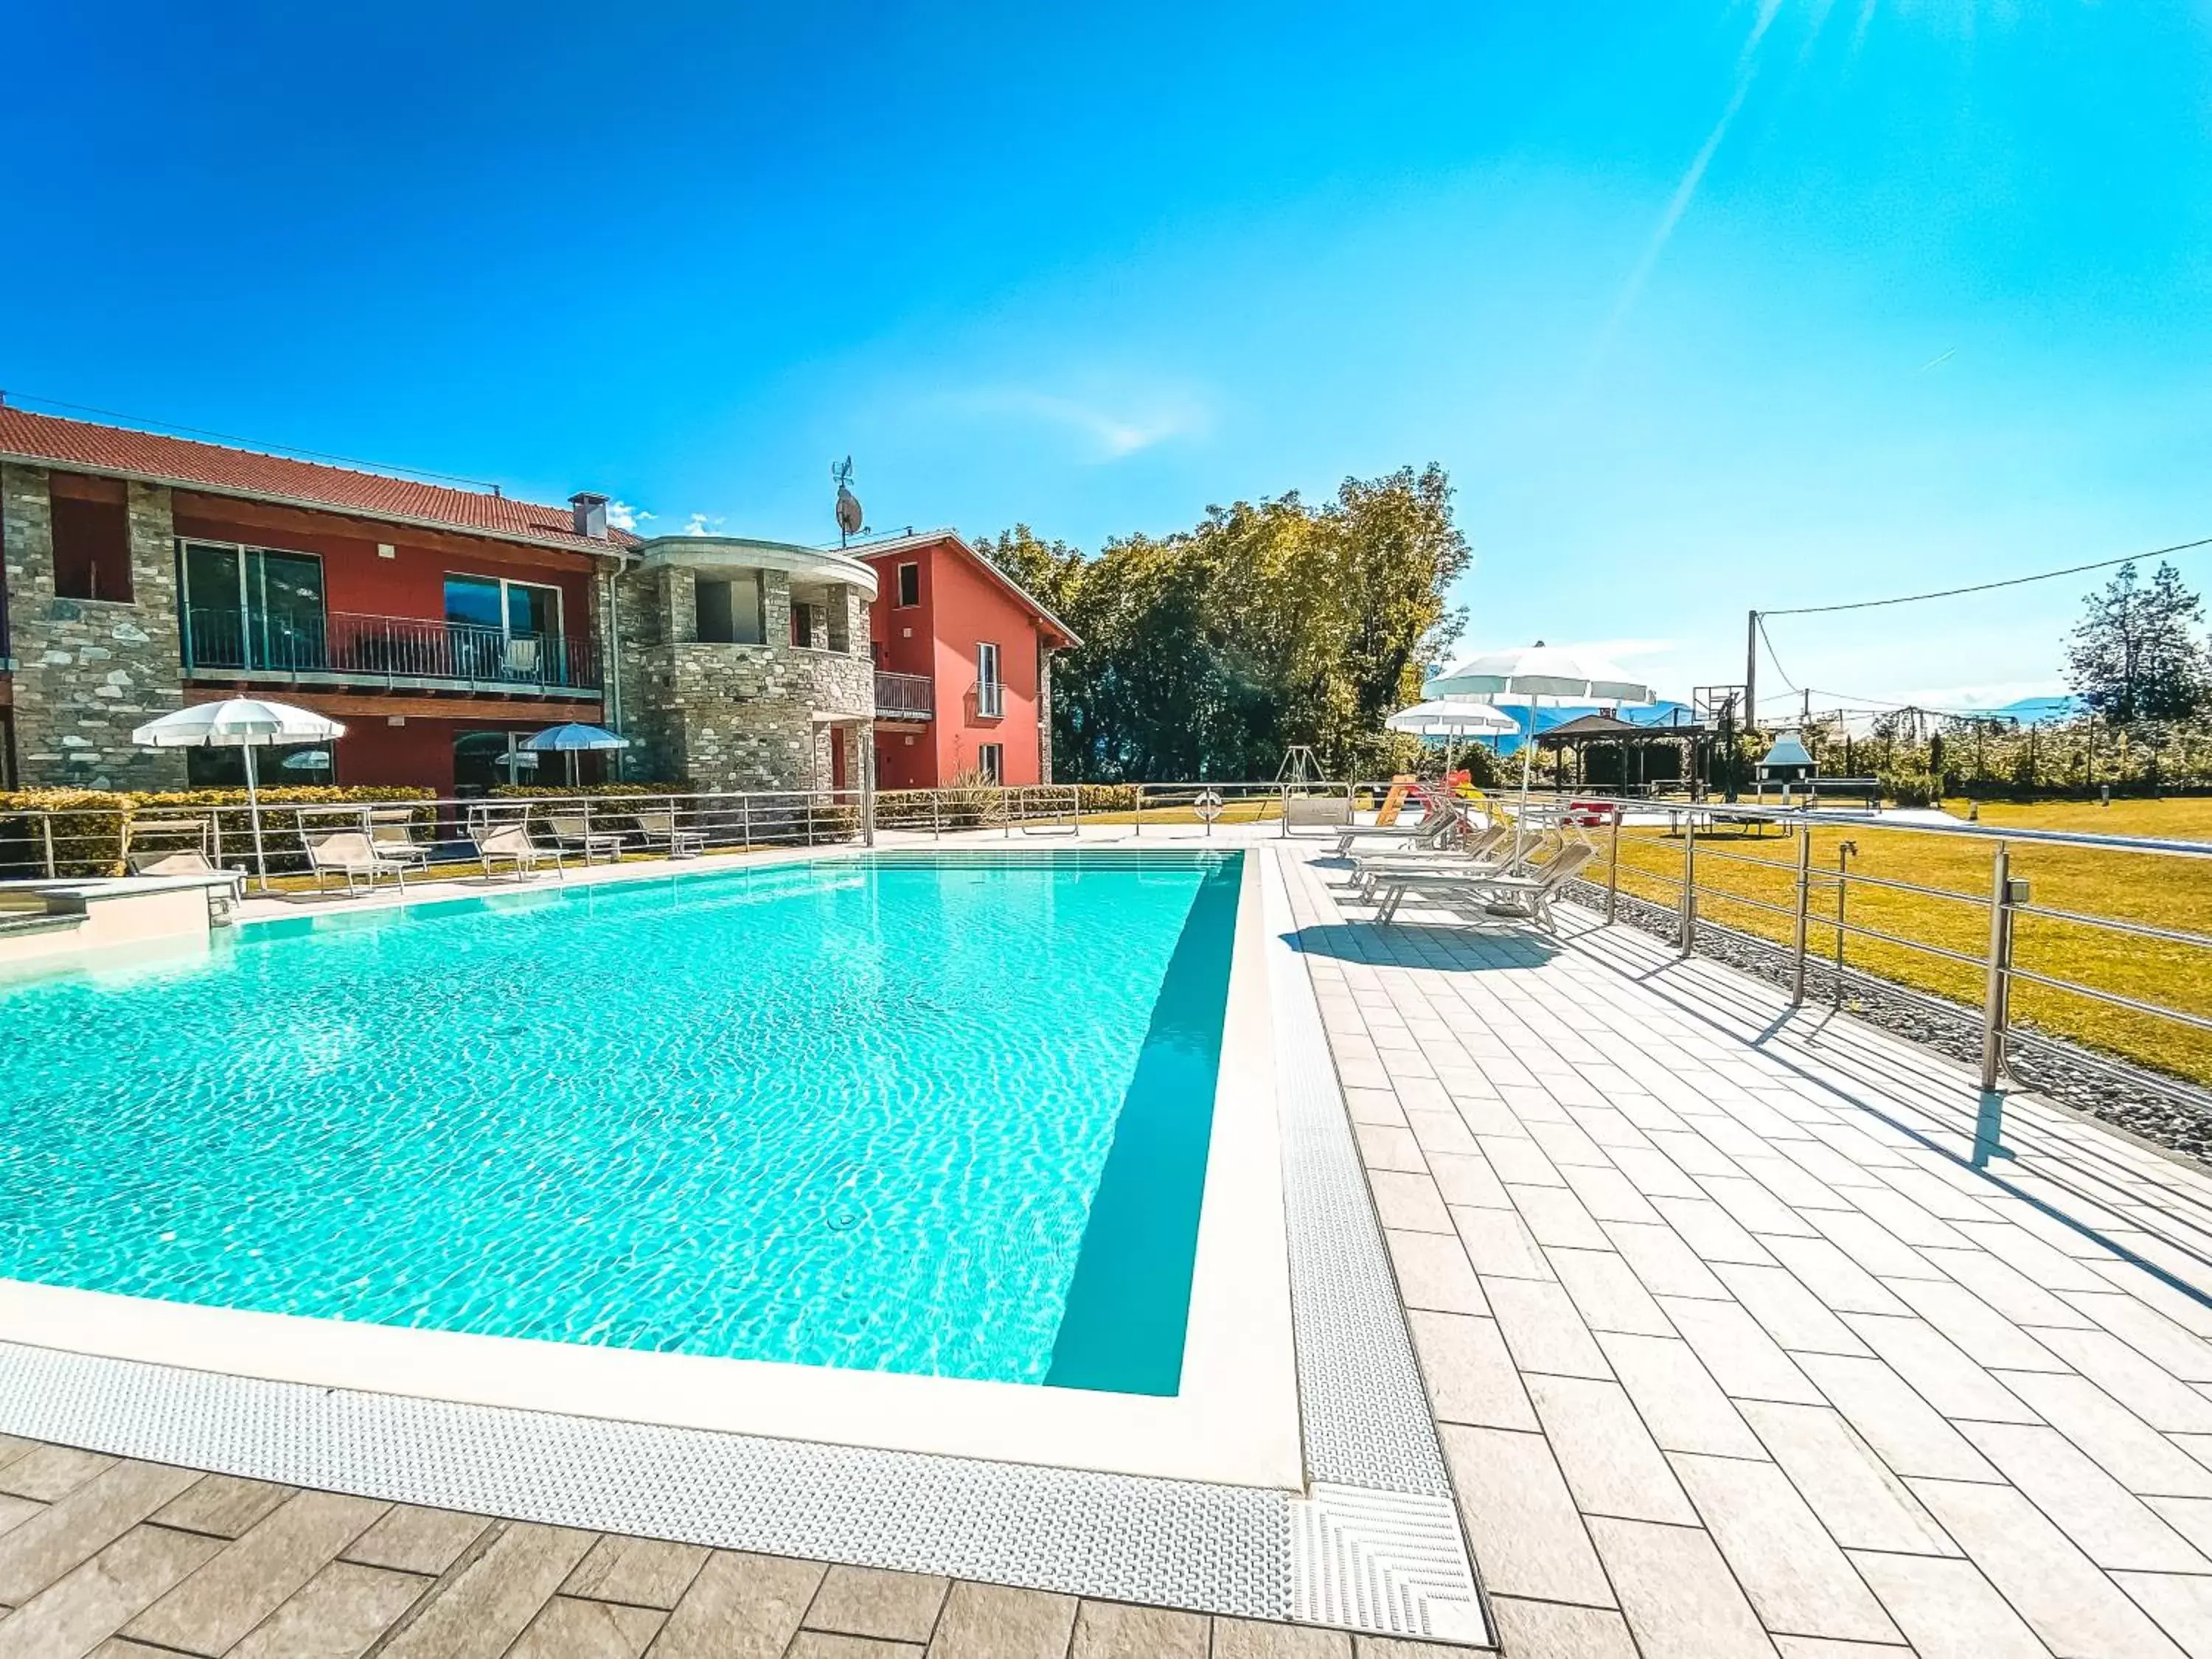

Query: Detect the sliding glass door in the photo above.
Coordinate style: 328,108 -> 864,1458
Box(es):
444,575 -> 563,682
180,541 -> 327,672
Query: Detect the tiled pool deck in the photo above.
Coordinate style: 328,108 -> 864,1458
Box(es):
8,832 -> 2212,1655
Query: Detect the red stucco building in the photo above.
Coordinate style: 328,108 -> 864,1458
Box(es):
859,531 -> 1077,788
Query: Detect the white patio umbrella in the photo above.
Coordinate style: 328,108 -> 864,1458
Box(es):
1385,699 -> 1519,776
1425,642 -> 1657,863
132,698 -> 347,887
518,721 -> 630,786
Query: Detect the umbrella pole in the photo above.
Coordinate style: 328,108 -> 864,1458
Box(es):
244,742 -> 268,891
1514,719 -> 1534,868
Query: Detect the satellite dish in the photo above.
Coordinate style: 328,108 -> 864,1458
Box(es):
832,456 -> 863,545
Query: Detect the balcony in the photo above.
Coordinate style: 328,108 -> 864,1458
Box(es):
182,608 -> 601,696
874,670 -> 934,722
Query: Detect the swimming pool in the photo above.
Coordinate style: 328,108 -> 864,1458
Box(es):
0,850 -> 1242,1398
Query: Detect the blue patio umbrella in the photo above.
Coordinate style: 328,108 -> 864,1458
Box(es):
521,722 -> 630,785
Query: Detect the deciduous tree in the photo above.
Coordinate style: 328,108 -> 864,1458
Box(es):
2065,561 -> 2210,725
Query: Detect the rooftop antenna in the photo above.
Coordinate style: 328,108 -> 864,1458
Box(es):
832,456 -> 863,549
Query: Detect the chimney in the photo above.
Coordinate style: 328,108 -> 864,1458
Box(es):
569,491 -> 610,539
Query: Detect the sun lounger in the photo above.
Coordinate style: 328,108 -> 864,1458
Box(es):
366,808 -> 431,869
1331,797 -> 1462,855
1370,842 -> 1598,927
475,824 -> 565,883
1348,821 -> 1517,895
123,816 -> 248,909
547,811 -> 625,865
305,830 -> 413,897
633,810 -> 705,858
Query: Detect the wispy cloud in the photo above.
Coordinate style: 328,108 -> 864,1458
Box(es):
1593,0 -> 1784,355
680,512 -> 726,536
944,384 -> 1210,462
605,499 -> 654,532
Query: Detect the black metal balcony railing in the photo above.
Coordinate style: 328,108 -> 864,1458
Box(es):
183,609 -> 601,692
874,670 -> 934,720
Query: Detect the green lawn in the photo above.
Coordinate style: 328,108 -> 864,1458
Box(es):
1600,796 -> 2212,1086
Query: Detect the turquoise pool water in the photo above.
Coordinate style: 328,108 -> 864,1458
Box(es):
0,850 -> 1241,1396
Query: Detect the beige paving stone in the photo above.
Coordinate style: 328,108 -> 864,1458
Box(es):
1368,1170 -> 1453,1234
2115,1570 -> 2212,1659
1600,1220 -> 1729,1298
787,1635 -> 924,1658
1880,1279 -> 2069,1372
147,1475 -> 293,1540
1644,1128 -> 1741,1178
925,1580 -> 1079,1658
1671,1453 -> 1902,1644
1712,1262 -> 1873,1356
1909,1478 -> 2188,1658
1597,1332 -> 1765,1457
0,1460 -> 201,1606
1548,1247 -> 1674,1336
1848,1188 -> 1975,1251
1557,1164 -> 1663,1224
1207,1616 -> 1352,1657
2033,1326 -> 2212,1433
1451,1206 -> 1554,1280
1527,1121 -> 1613,1169
805,1566 -> 950,1643
1068,1599 -> 1208,1657
563,1534 -> 710,1609
1736,1402 -> 1957,1555
1992,1370 -> 2212,1498
1585,1515 -> 1775,1659
1385,1229 -> 1488,1315
1770,1640 -> 1910,1658
1839,1314 -> 2040,1424
1918,1246 -> 2098,1326
0,1523 -> 218,1659
1404,1109 -> 1480,1158
1407,1311 -> 1537,1430
1484,1596 -> 1637,1658
1343,1087 -> 1406,1127
1528,1374 -> 1697,1523
1604,1145 -> 1705,1200
0,1446 -> 115,1503
342,1504 -> 493,1576
1506,1183 -> 1611,1250
1699,1173 -> 1823,1239
507,1593 -> 664,1657
2067,1293 -> 2212,1383
377,1522 -> 597,1659
224,1559 -> 429,1659
651,1551 -> 826,1659
1649,1196 -> 1781,1265
0,1439 -> 32,1473
1846,1552 -> 2048,1659
1794,1354 -> 2003,1481
0,1495 -> 41,1542
1439,1425 -> 1613,1606
1425,1152 -> 1509,1208
1658,1295 -> 1824,1404
1475,1134 -> 1565,1186
1357,1124 -> 1429,1174
1804,1211 -> 1944,1281
126,1487 -> 390,1654
1484,1277 -> 1613,1380
1956,1421 -> 2208,1572
2148,1494 -> 2212,1557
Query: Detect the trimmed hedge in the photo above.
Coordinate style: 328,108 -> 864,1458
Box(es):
0,785 -> 436,878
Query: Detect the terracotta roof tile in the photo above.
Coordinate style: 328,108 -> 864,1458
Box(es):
0,406 -> 636,555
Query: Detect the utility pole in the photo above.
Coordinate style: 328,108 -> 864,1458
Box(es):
1744,610 -> 1759,741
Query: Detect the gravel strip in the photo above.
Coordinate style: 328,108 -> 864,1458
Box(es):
1562,877 -> 2212,1166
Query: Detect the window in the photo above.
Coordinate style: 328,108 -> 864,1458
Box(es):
895,562 -> 919,608
186,742 -> 334,787
977,743 -> 1004,783
695,571 -> 765,644
453,729 -> 543,792
445,574 -> 563,681
975,641 -> 1003,718
179,540 -> 326,671
52,476 -> 132,602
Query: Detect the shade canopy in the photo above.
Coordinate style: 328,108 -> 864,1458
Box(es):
520,723 -> 631,753
132,698 -> 346,748
1425,641 -> 1654,706
1385,700 -> 1520,739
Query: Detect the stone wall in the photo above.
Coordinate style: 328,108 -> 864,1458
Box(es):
1,465 -> 187,790
611,562 -> 873,790
1037,646 -> 1054,785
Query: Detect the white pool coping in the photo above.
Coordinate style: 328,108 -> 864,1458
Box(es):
0,847 -> 1300,1489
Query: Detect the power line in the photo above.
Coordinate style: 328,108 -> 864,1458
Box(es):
1764,534 -> 2212,618
1755,615 -> 1801,695
0,392 -> 505,493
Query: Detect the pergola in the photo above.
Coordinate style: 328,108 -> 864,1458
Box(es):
1537,711 -> 1708,795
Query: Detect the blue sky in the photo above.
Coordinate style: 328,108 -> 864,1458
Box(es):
5,1 -> 2209,713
